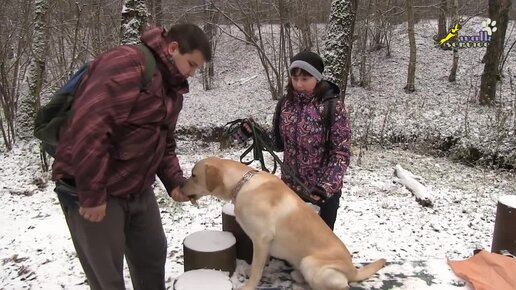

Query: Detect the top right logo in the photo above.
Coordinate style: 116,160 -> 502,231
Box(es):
481,18 -> 497,36
436,18 -> 497,48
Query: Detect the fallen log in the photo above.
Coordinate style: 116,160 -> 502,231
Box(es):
394,164 -> 433,207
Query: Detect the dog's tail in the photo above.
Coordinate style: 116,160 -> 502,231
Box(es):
350,258 -> 386,282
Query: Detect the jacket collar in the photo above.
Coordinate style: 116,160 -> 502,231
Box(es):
140,26 -> 189,94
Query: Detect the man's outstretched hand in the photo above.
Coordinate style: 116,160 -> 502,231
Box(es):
171,187 -> 197,205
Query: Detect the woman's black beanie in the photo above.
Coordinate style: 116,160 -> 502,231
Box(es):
289,51 -> 324,81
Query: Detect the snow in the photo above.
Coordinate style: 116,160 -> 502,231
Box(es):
1,18 -> 516,289
499,195 -> 516,209
174,269 -> 232,290
222,202 -> 235,216
183,230 -> 236,252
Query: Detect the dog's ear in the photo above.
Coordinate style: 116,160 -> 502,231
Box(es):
205,163 -> 222,192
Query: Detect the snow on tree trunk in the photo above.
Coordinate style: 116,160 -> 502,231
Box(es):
120,0 -> 149,45
404,0 -> 417,93
479,0 -> 512,106
18,0 -> 49,139
394,164 -> 433,207
322,0 -> 357,96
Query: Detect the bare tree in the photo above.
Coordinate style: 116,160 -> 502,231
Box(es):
322,0 -> 358,96
404,0 -> 416,93
448,0 -> 459,82
479,0 -> 512,105
155,0 -> 163,25
213,0 -> 289,100
145,0 -> 163,25
510,70 -> 515,135
369,0 -> 383,51
121,0 -> 150,45
358,0 -> 372,88
292,0 -> 314,51
0,0 -> 32,150
18,0 -> 50,139
437,0 -> 448,41
201,0 -> 220,90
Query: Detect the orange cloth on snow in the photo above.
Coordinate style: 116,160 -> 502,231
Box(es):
448,250 -> 516,290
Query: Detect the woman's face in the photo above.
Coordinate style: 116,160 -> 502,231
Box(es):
291,73 -> 318,93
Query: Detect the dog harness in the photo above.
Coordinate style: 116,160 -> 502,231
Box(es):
231,169 -> 259,201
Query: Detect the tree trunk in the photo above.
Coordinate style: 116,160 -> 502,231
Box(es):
18,0 -> 49,139
120,0 -> 149,45
202,0 -> 218,91
1,0 -> 32,149
297,0 -> 313,51
155,0 -> 162,26
359,0 -> 371,88
404,0 -> 416,93
479,0 -> 512,106
511,71 -> 515,135
322,0 -> 358,97
448,0 -> 459,82
146,0 -> 154,24
277,0 -> 287,95
437,0 -> 448,41
370,0 -> 384,51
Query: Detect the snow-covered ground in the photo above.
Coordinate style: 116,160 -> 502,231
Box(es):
1,139 -> 515,289
1,19 -> 515,290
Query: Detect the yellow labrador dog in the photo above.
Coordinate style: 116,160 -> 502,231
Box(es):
181,157 -> 385,290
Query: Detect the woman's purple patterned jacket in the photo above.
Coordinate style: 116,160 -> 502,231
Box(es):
274,81 -> 352,196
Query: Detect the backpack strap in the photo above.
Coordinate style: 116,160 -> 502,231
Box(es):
322,96 -> 337,165
137,44 -> 156,90
272,97 -> 287,152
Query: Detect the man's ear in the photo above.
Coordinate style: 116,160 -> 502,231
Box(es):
205,163 -> 222,192
168,41 -> 179,55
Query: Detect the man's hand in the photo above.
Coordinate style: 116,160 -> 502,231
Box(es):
171,187 -> 196,204
79,203 -> 106,222
171,187 -> 199,206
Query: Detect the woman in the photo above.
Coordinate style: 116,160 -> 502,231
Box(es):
275,51 -> 352,230
241,51 -> 351,230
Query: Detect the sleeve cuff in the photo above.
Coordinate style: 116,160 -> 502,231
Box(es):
78,188 -> 107,207
165,175 -> 187,196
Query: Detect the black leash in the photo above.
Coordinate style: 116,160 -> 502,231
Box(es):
223,120 -> 315,202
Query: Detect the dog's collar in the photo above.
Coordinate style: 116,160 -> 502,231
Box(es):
231,169 -> 259,200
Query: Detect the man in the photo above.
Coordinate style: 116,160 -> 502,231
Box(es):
52,24 -> 211,290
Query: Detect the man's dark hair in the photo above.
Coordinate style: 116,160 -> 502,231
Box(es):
166,23 -> 212,62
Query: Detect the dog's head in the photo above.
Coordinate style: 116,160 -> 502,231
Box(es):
181,157 -> 229,201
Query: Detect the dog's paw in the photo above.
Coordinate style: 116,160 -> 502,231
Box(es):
290,270 -> 305,283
